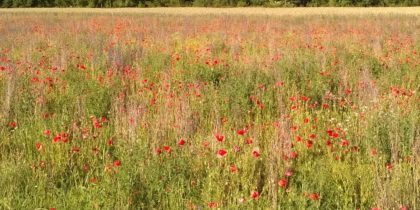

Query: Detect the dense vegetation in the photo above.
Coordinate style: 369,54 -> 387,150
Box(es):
0,12 -> 419,210
0,0 -> 419,8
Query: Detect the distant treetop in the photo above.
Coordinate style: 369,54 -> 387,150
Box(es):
1,0 -> 418,9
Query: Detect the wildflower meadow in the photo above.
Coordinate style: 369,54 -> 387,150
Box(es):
0,9 -> 419,209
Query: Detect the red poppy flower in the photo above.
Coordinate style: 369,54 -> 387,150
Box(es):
230,164 -> 238,173
77,64 -> 86,70
345,88 -> 352,95
62,136 -> 69,144
278,178 -> 288,188
252,150 -> 260,158
255,99 -> 264,109
251,191 -> 259,200
53,135 -> 61,143
208,202 -> 217,208
237,128 -> 247,136
155,147 -> 162,155
309,193 -> 319,201
44,129 -> 51,136
399,205 -> 408,210
113,160 -> 121,167
326,129 -> 340,138
341,139 -> 349,147
301,95 -> 310,102
326,140 -> 333,147
178,138 -> 186,146
107,139 -> 113,146
9,121 -> 17,128
400,205 -> 408,210
36,142 -> 42,151
306,140 -> 313,149
275,81 -> 284,87
163,146 -> 171,153
370,148 -> 377,156
285,170 -> 293,177
217,149 -> 227,158
215,134 -> 225,142
386,163 -> 393,171
290,151 -> 298,159
93,118 -> 101,129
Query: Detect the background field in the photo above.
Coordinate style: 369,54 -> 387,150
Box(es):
0,9 -> 419,210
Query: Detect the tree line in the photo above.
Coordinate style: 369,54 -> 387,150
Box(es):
1,0 -> 418,9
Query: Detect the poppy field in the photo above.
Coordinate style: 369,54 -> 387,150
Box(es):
0,9 -> 419,210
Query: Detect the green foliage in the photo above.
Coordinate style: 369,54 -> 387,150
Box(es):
1,0 -> 419,7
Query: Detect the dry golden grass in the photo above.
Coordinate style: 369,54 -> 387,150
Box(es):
0,7 -> 419,16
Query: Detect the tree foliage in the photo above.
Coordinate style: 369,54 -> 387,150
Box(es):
1,0 -> 418,7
